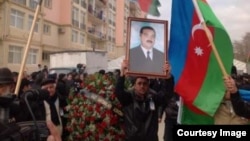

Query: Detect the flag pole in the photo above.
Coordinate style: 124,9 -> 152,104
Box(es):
192,0 -> 228,77
14,0 -> 43,95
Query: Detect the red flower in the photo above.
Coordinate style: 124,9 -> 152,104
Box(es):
89,116 -> 95,122
95,134 -> 99,140
68,95 -> 73,100
80,123 -> 85,128
88,106 -> 93,111
104,138 -> 109,141
110,93 -> 116,100
95,105 -> 100,113
100,121 -> 107,129
98,126 -> 104,134
110,115 -> 118,125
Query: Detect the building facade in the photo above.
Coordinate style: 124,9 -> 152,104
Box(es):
0,0 -> 142,73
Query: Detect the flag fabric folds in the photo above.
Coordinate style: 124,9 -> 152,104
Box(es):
169,0 -> 234,122
132,0 -> 161,16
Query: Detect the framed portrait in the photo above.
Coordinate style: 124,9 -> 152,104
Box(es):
126,17 -> 168,78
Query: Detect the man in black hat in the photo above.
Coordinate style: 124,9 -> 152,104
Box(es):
0,67 -> 18,122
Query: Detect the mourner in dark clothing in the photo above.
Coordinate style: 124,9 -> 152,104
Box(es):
19,78 -> 67,138
149,77 -> 178,141
56,73 -> 68,97
0,67 -> 18,123
224,76 -> 250,118
115,60 -> 173,141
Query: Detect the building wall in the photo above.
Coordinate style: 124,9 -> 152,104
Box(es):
0,0 -> 143,73
43,0 -> 71,25
115,0 -> 125,48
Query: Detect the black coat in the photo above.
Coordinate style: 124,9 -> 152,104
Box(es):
18,92 -> 68,137
129,46 -> 165,74
230,91 -> 250,118
115,76 -> 169,141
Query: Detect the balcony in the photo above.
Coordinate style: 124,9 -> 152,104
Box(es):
11,0 -> 26,5
97,0 -> 107,7
88,5 -> 106,24
87,27 -> 107,41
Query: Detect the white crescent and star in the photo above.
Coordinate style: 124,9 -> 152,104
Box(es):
192,23 -> 203,39
191,23 -> 213,56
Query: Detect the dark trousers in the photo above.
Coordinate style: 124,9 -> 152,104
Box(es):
163,118 -> 177,141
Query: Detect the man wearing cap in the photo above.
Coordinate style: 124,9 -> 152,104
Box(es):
0,67 -> 19,123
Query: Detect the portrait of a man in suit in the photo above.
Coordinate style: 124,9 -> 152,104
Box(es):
129,26 -> 165,74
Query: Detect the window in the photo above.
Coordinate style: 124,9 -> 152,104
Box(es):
80,0 -> 86,8
112,29 -> 115,38
80,33 -> 85,44
42,52 -> 50,61
29,0 -> 38,9
43,24 -> 51,34
8,45 -> 22,64
72,30 -> 78,43
73,0 -> 79,4
72,7 -> 79,27
80,11 -> 85,25
12,0 -> 26,5
44,0 -> 52,8
28,15 -> 39,32
80,11 -> 86,30
10,9 -> 24,29
107,43 -> 114,52
27,49 -> 38,64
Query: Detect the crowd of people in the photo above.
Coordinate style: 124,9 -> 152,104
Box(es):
1,61 -> 250,141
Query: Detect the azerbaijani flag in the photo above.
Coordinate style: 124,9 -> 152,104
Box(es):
179,101 -> 214,124
132,0 -> 161,16
168,0 -> 234,119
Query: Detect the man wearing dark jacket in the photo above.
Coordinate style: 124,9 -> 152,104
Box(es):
115,60 -> 172,141
149,77 -> 178,141
224,76 -> 250,118
19,78 -> 68,139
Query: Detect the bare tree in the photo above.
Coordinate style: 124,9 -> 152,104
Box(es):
233,32 -> 250,62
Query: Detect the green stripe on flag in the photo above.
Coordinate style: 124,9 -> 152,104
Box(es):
193,0 -> 233,116
181,105 -> 214,124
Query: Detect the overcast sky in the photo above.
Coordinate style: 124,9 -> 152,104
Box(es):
147,0 -> 250,42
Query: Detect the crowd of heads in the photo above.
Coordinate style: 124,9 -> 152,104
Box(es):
0,64 -> 125,99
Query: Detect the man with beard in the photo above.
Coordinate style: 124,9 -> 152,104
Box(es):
129,26 -> 165,74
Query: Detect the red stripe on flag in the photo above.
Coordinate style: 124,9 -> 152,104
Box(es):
138,0 -> 153,13
175,11 -> 214,112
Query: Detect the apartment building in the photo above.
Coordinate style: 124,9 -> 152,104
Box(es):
114,0 -> 142,58
0,0 -> 142,73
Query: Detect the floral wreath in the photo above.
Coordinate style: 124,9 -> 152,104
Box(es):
65,72 -> 128,141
